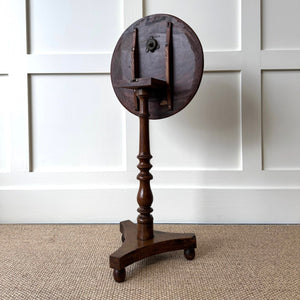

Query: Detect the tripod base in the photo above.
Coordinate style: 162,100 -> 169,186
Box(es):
109,220 -> 197,282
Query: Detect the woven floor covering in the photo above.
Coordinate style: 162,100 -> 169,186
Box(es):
0,224 -> 299,300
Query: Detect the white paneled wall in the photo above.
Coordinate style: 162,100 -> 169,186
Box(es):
0,0 -> 299,223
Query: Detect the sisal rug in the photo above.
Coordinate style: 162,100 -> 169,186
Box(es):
0,224 -> 299,300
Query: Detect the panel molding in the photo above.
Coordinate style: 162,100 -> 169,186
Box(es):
261,50 -> 300,70
204,51 -> 242,71
27,54 -> 112,74
240,0 -> 262,170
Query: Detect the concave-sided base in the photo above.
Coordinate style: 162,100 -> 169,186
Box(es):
110,220 -> 197,282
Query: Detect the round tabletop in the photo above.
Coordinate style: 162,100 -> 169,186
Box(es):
111,14 -> 204,120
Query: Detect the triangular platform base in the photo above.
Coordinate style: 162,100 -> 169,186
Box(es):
109,220 -> 197,282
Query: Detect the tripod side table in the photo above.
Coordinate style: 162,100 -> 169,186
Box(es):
109,14 -> 204,283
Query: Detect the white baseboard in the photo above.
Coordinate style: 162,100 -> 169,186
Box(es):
0,188 -> 299,223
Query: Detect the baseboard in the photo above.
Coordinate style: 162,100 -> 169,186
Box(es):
0,188 -> 299,223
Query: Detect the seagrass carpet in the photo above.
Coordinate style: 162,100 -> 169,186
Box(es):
0,224 -> 299,300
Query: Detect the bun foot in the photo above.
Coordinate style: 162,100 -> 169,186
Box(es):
113,268 -> 126,283
184,248 -> 195,260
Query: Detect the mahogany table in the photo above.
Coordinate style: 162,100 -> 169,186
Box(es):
109,14 -> 204,282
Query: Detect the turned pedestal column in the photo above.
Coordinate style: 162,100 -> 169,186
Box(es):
136,89 -> 154,241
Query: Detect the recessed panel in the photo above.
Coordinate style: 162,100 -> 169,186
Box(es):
0,75 -> 10,171
30,75 -> 124,171
28,0 -> 122,53
262,71 -> 300,170
144,0 -> 241,51
262,0 -> 300,49
0,0 -> 8,57
150,72 -> 242,170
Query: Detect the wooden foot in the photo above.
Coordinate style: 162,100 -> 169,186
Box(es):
113,268 -> 126,283
184,248 -> 195,260
110,220 -> 196,282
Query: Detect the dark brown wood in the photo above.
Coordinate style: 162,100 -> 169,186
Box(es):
110,220 -> 196,274
109,14 -> 202,283
131,28 -> 139,111
109,86 -> 197,282
131,28 -> 138,80
111,14 -> 204,119
136,89 -> 153,241
165,22 -> 172,110
115,77 -> 166,89
184,248 -> 195,260
113,268 -> 126,283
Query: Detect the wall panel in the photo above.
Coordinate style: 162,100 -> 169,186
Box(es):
144,0 -> 241,51
262,71 -> 300,170
151,72 -> 242,170
0,0 -> 8,58
29,74 -> 125,171
28,0 -> 123,53
262,0 -> 300,50
0,75 -> 10,172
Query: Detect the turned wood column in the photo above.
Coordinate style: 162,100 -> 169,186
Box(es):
136,89 -> 154,241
